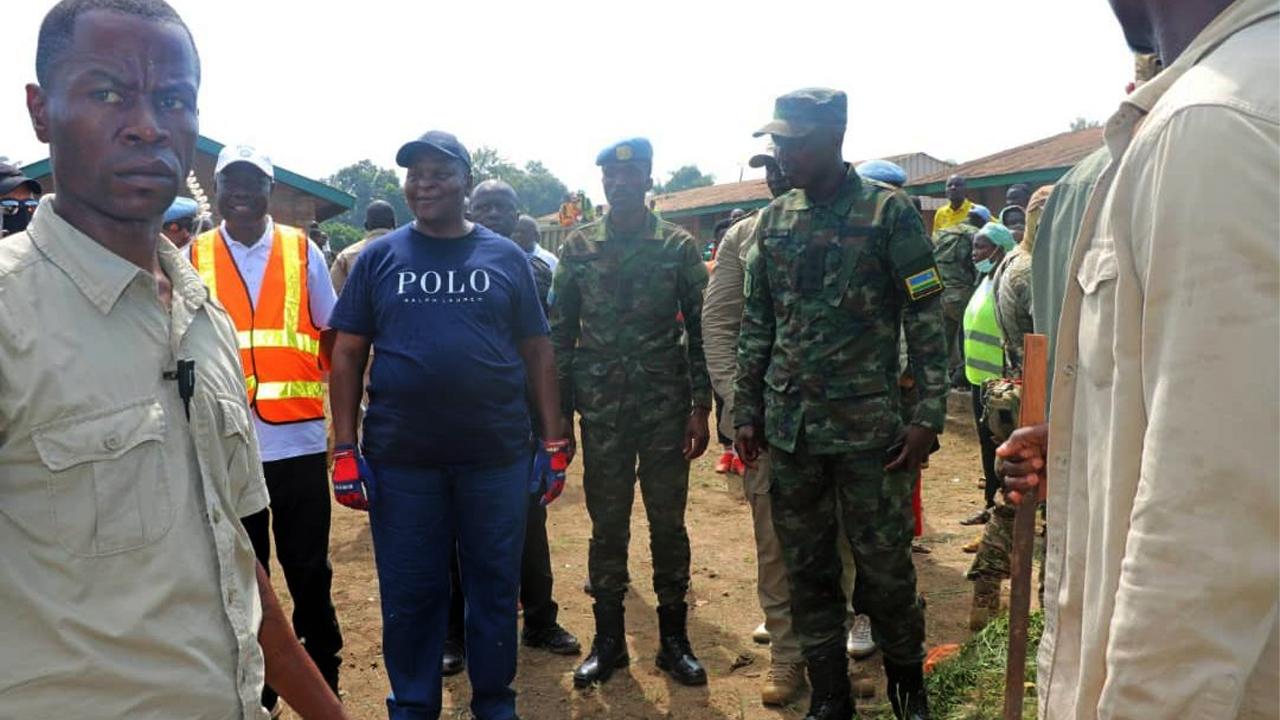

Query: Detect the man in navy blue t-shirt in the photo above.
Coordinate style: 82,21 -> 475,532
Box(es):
328,130 -> 570,720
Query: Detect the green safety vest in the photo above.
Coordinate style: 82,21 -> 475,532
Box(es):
963,275 -> 1004,385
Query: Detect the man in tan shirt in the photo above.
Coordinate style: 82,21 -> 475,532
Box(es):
1001,0 -> 1279,716
0,2 -> 350,717
703,150 -> 865,706
330,199 -> 397,294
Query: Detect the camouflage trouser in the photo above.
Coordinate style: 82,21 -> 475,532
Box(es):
580,411 -> 691,608
770,438 -> 925,666
942,301 -> 965,375
966,501 -> 1048,601
966,502 -> 1016,581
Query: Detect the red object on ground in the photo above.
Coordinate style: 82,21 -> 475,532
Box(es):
912,469 -> 923,537
924,644 -> 962,673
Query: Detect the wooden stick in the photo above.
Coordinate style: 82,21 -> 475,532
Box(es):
1003,333 -> 1048,720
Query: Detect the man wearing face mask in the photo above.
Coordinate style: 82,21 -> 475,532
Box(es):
187,145 -> 345,716
0,163 -> 42,238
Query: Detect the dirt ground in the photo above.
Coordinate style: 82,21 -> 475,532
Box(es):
277,392 -> 996,719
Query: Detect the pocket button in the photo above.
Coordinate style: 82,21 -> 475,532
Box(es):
103,434 -> 122,451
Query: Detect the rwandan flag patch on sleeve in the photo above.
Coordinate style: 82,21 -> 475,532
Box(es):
905,267 -> 943,300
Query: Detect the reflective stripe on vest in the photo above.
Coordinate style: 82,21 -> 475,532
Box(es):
963,275 -> 1004,384
190,225 -> 324,424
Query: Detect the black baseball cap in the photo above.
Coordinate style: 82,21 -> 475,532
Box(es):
0,163 -> 42,195
396,130 -> 472,170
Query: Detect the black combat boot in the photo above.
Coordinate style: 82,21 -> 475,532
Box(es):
573,600 -> 629,688
654,602 -> 707,686
802,642 -> 854,720
885,660 -> 931,720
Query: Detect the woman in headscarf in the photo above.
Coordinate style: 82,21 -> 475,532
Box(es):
959,223 -> 1018,532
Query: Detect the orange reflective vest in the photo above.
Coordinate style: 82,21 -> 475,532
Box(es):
190,225 -> 325,424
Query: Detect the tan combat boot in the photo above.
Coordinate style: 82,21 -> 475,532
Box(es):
761,660 -> 806,706
969,579 -> 1002,632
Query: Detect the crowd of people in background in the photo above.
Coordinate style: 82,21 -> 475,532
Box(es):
1,1 -> 1276,720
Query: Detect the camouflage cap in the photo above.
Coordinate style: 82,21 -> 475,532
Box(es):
753,88 -> 847,138
596,137 -> 653,166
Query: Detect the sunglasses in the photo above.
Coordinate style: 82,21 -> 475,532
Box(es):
1,199 -> 38,215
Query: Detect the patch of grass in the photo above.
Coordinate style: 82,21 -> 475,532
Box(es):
865,611 -> 1043,720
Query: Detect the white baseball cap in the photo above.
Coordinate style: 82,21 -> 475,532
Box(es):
215,144 -> 274,179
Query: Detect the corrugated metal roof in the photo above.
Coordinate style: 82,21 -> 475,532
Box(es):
909,128 -> 1105,190
650,178 -> 772,215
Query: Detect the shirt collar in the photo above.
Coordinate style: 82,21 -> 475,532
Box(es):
791,163 -> 864,214
27,195 -> 212,316
159,237 -> 210,311
219,216 -> 275,250
26,195 -> 147,315
1110,0 -> 1278,152
599,210 -> 659,242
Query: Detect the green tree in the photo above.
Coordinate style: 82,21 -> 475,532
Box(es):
324,160 -> 412,234
654,165 -> 715,194
469,146 -> 569,217
321,221 -> 364,253
1070,117 -> 1102,131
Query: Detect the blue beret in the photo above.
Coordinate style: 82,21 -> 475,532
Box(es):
596,137 -> 653,166
163,196 -> 199,224
856,159 -> 908,187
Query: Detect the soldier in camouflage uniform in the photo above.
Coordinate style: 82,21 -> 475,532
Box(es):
734,89 -> 948,720
550,138 -> 713,689
931,219 -> 979,381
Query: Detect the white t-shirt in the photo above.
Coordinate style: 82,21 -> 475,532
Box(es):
187,218 -> 338,462
531,243 -> 558,273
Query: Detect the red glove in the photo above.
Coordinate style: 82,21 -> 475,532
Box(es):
332,444 -> 369,511
534,438 -> 572,506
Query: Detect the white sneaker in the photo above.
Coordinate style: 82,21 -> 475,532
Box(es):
847,614 -> 876,659
752,621 -> 770,644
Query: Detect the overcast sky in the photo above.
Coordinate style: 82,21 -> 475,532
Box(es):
1,1 -> 1135,204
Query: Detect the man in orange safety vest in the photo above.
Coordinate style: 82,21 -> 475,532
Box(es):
187,144 -> 344,718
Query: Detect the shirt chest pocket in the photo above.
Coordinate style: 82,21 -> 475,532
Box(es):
31,399 -> 174,557
1076,241 -> 1119,388
216,394 -> 258,500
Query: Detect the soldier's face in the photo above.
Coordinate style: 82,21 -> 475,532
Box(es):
764,162 -> 791,198
602,162 -> 652,213
773,129 -> 839,190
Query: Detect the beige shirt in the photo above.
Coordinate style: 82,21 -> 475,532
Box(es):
0,197 -> 270,719
1040,2 -> 1279,718
329,227 -> 390,294
701,212 -> 759,441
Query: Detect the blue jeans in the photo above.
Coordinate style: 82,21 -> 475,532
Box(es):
367,457 -> 529,720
